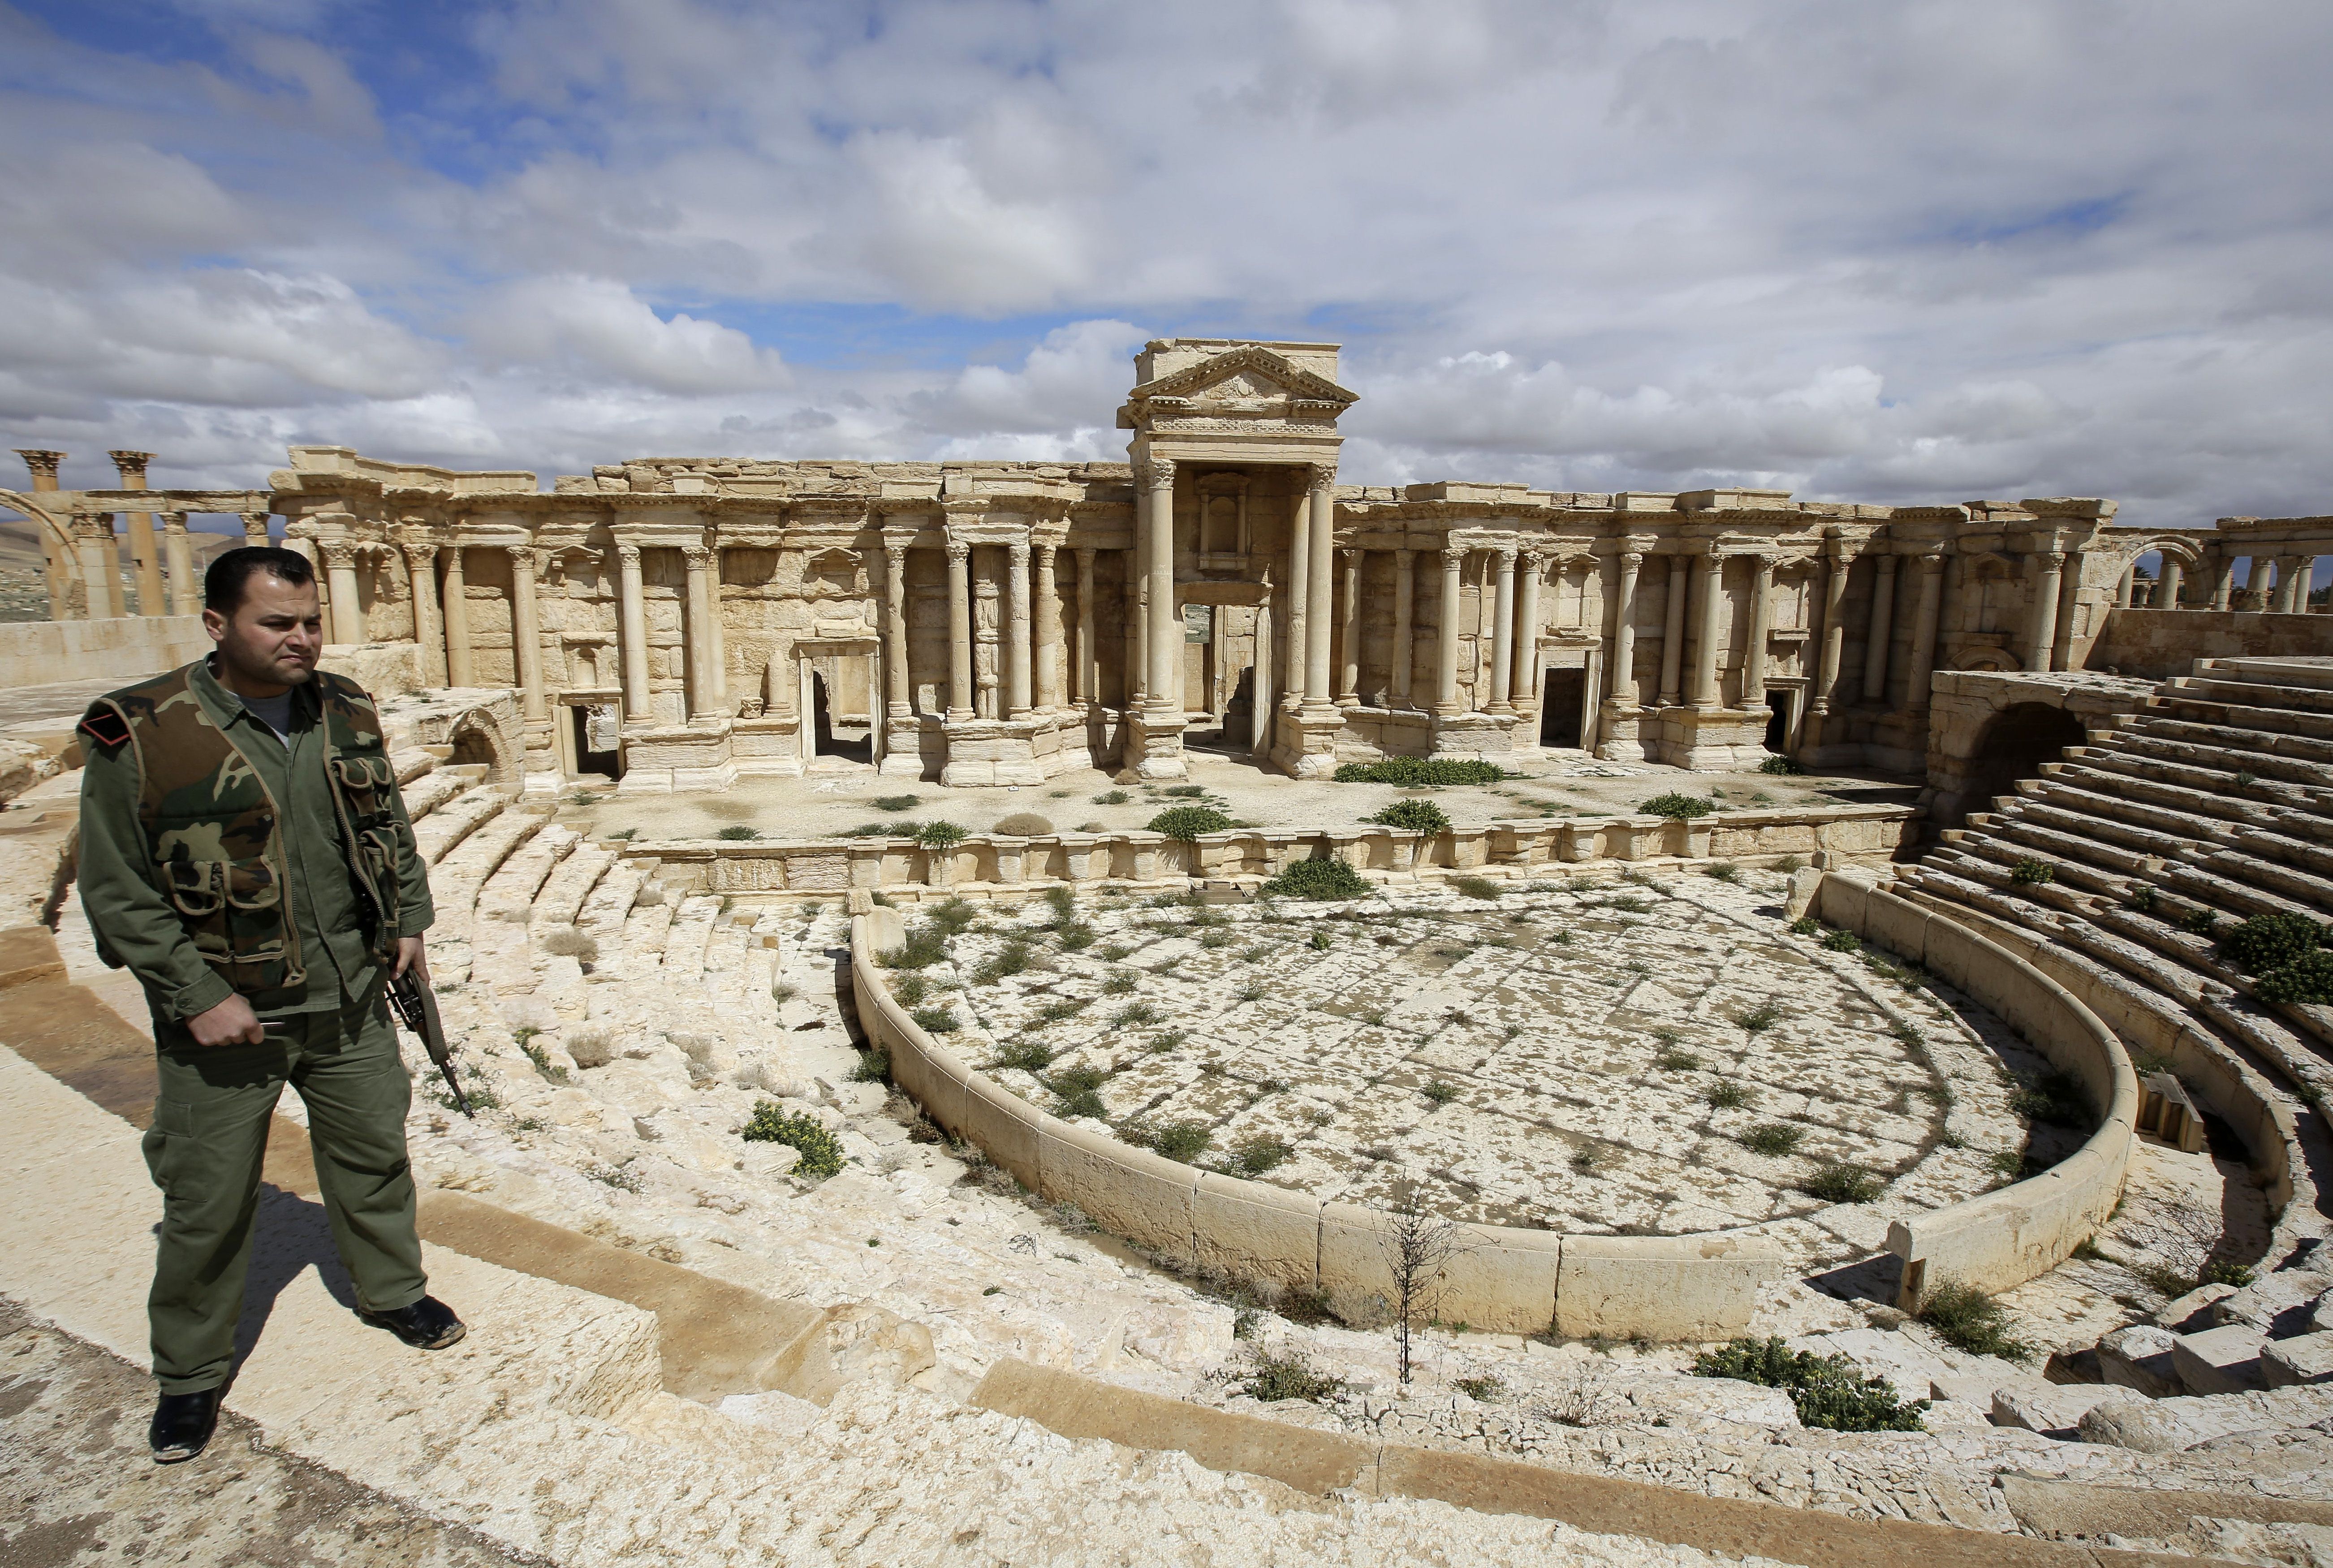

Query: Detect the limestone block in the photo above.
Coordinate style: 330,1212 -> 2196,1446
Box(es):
544,1088 -> 604,1129
1782,866 -> 1823,923
740,1141 -> 801,1180
2097,1323 -> 2182,1397
1431,1223 -> 1562,1336
1553,1232 -> 1781,1343
2213,1269 -> 2333,1336
2262,1331 -> 2333,1389
1991,1382 -> 2123,1436
1035,1118 -> 1195,1265
1192,1172 -> 1320,1297
2156,1281 -> 2238,1331
2173,1323 -> 2269,1396
959,1071 -> 1042,1190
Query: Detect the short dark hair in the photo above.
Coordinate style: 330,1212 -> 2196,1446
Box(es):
205,546 -> 317,614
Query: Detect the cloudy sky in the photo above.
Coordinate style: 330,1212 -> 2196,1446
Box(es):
1,0 -> 2327,528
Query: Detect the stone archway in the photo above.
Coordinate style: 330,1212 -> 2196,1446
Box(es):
445,706 -> 516,783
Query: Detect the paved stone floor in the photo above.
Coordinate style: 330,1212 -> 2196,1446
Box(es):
0,1297 -> 538,1568
923,870 -> 2049,1245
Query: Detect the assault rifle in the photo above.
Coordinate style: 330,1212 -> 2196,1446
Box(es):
388,968 -> 471,1117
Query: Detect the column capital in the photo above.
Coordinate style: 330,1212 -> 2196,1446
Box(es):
158,509 -> 188,534
241,510 -> 271,534
1138,456 -> 1176,490
615,542 -> 642,567
1009,539 -> 1031,566
14,449 -> 63,484
397,540 -> 436,569
72,514 -> 114,542
1302,462 -> 1337,495
504,543 -> 536,573
319,540 -> 359,568
945,538 -> 971,564
1494,545 -> 1519,570
1338,545 -> 1363,565
107,451 -> 155,487
681,544 -> 713,570
1916,548 -> 1947,569
1034,541 -> 1056,567
1440,545 -> 1468,570
1619,549 -> 1643,569
2037,549 -> 2066,569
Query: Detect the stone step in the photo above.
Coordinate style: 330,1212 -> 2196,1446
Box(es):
576,861 -> 648,942
400,766 -> 470,824
1947,829 -> 2137,899
2104,727 -> 2333,791
2202,846 -> 2333,913
530,845 -> 617,934
2019,775 -> 2243,847
2231,825 -> 2333,883
2000,796 -> 2198,861
1926,846 -> 2102,916
2132,714 -> 2333,771
2070,744 -> 2331,812
412,785 -> 509,865
432,806 -> 553,923
2152,691 -> 2333,746
2159,859 -> 2325,926
658,896 -> 723,983
475,824 -> 580,924
388,746 -> 438,786
1976,815 -> 2156,877
2042,760 -> 2289,833
2171,674 -> 2333,717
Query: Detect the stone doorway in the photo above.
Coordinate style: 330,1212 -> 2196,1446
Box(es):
570,703 -> 622,780
793,638 -> 882,772
810,669 -> 872,767
1540,668 -> 1586,748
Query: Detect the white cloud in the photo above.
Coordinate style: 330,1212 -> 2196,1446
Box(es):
467,275 -> 788,395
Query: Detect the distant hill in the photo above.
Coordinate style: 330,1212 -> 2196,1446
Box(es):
0,516 -> 248,573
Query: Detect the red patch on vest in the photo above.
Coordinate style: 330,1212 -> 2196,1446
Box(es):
78,709 -> 130,748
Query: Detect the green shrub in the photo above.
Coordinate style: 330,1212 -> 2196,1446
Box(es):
2128,883 -> 2159,913
1704,862 -> 1741,883
1421,1080 -> 1461,1106
2009,1069 -> 2091,1129
1451,874 -> 1503,900
2220,913 -> 2329,974
880,924 -> 949,969
1453,1374 -> 1505,1402
1820,928 -> 1861,953
874,794 -> 921,812
2258,950 -> 2333,1005
1056,921 -> 1097,952
1759,755 -> 1804,775
971,940 -> 1033,985
1110,1002 -> 1160,1027
1738,1123 -> 1805,1158
1707,1081 -> 1752,1110
991,1038 -> 1056,1073
1372,799 -> 1453,835
716,825 -> 762,840
929,898 -> 979,932
992,812 -> 1053,837
1047,1064 -> 1109,1120
1032,997 -> 1087,1025
1225,1134 -> 1294,1176
842,821 -> 911,838
2178,906 -> 2221,937
911,1005 -> 960,1034
1639,792 -> 1714,820
2010,858 -> 2055,885
741,1101 -> 845,1178
1235,1348 -> 1349,1404
1129,1119 -> 1212,1163
1332,757 -> 1509,787
916,821 -> 968,850
1802,1163 -> 1880,1203
1789,916 -> 1819,936
1654,1045 -> 1702,1072
1692,1338 -> 1924,1432
1093,789 -> 1131,805
1917,1282 -> 2031,1361
1264,858 -> 1370,900
1734,1000 -> 1782,1032
850,1049 -> 890,1083
1148,806 -> 1234,840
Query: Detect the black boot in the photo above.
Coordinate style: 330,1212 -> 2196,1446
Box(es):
150,1387 -> 221,1464
357,1294 -> 466,1350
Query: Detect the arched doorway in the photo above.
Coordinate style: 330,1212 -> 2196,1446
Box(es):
1956,702 -> 2086,823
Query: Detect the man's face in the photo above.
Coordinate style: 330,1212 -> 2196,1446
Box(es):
204,572 -> 323,692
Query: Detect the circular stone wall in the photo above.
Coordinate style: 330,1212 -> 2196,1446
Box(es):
899,870 -> 2071,1251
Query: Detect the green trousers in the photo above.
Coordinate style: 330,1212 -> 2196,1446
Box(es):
142,991 -> 427,1394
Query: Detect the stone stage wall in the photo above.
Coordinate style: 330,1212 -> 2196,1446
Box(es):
632,800 -> 1919,900
0,613 -> 209,690
2088,607 -> 2333,681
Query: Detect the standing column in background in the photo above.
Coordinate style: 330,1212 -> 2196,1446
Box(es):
944,541 -> 974,720
1282,475 -> 1310,709
1337,547 -> 1362,705
2160,556 -> 2185,611
1074,547 -> 1097,706
2050,554 -> 2083,672
703,542 -> 729,714
1607,550 -> 1642,711
1863,555 -> 1900,701
1513,551 -> 1544,713
241,513 -> 271,547
2277,556 -> 2308,612
1144,460 -> 1178,713
682,546 -> 717,720
1741,554 -> 1774,711
1303,465 -> 1336,708
1250,598 -> 1274,758
2026,551 -> 2066,672
322,543 -> 364,644
1807,541 -> 1850,751
2208,554 -> 2234,610
161,512 -> 198,617
14,450 -> 72,619
881,540 -> 911,717
1127,553 -> 1146,707
1435,547 -> 1466,714
1905,551 -> 1946,712
1033,543 -> 1060,711
441,546 -> 475,686
73,517 -> 119,620
1391,547 -> 1416,707
405,539 -> 449,687
2117,569 -> 2136,608
110,452 -> 163,616
615,545 -> 650,719
1005,540 -> 1034,719
1488,547 -> 1518,714
1656,555 -> 1687,706
507,546 -> 547,730
1687,553 -> 1722,708
2245,556 -> 2272,611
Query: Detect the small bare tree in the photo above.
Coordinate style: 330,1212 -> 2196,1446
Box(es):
1380,1183 -> 1471,1386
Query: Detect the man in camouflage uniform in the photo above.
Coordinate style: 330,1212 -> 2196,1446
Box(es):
77,545 -> 464,1464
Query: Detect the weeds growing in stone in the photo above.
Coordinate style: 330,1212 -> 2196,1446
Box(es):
1101,972 -> 1137,995
1223,1134 -> 1294,1176
1734,1000 -> 1782,1033
1915,1282 -> 2030,1361
1265,858 -> 1370,900
991,1038 -> 1057,1073
1693,1338 -> 1924,1431
1451,875 -> 1503,900
911,1005 -> 960,1034
1235,1347 -> 1350,1403
1704,862 -> 1741,883
1421,1080 -> 1461,1106
1738,1123 -> 1805,1158
1706,1081 -> 1752,1110
1802,1163 -> 1879,1203
874,794 -> 921,812
742,1101 -> 845,1178
1820,927 -> 1861,953
850,1050 -> 890,1083
1639,792 -> 1714,819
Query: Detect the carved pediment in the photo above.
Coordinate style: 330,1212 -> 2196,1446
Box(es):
1117,344 -> 1358,431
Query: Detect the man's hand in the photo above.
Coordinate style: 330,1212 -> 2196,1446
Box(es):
186,994 -> 264,1048
393,935 -> 429,982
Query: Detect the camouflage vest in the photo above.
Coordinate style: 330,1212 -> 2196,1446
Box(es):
78,663 -> 405,993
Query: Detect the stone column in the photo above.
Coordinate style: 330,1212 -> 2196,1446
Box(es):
1488,547 -> 1519,714
441,547 -> 474,685
2160,558 -> 2185,609
1807,541 -> 1850,749
1074,547 -> 1097,706
1283,477 -> 1310,706
2051,555 -> 2083,671
1435,546 -> 1466,714
1607,550 -> 1641,709
1741,554 -> 1774,710
1656,554 -> 1687,706
882,540 -> 910,714
945,540 -> 974,720
1304,465 -> 1335,708
1337,547 -> 1363,705
2026,551 -> 2065,673
2208,553 -> 2234,610
322,542 -> 364,644
1034,543 -> 1060,711
1391,547 -> 1416,707
1688,553 -> 1722,708
1144,459 -> 1178,714
1862,554 -> 1899,701
73,517 -> 118,620
1128,556 -> 1146,706
704,542 -> 728,714
2244,556 -> 2271,610
1251,599 -> 1274,757
1006,540 -> 1034,719
1514,551 -> 1544,710
682,545 -> 718,719
110,452 -> 163,616
14,451 -> 70,619
241,512 -> 271,547
404,540 -> 449,687
615,544 -> 650,718
161,512 -> 198,617
507,546 -> 546,728
1905,551 -> 1945,712
2278,556 -> 2308,612
2117,568 -> 2135,608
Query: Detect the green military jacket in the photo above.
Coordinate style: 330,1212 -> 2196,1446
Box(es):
76,659 -> 434,1022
